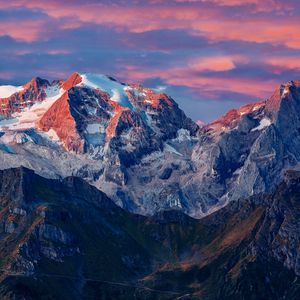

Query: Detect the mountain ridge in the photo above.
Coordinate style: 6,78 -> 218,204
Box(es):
0,166 -> 300,299
1,73 -> 300,218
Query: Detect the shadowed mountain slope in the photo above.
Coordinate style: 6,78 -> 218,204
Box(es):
0,167 -> 300,299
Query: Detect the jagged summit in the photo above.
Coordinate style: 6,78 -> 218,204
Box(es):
0,73 -> 197,153
204,80 -> 300,136
265,80 -> 300,120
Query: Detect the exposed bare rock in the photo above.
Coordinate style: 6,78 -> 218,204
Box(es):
1,74 -> 300,218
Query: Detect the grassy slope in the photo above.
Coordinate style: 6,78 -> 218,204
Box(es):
0,168 -> 299,299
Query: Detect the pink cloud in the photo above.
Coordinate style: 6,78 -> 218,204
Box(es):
0,1 -> 299,49
0,20 -> 45,42
188,56 -> 236,72
119,63 -> 277,99
0,0 -> 298,108
47,49 -> 71,55
266,57 -> 300,70
166,75 -> 277,98
191,19 -> 300,49
197,0 -> 293,12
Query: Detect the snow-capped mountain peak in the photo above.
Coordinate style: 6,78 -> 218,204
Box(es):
78,73 -> 134,109
0,81 -> 64,131
0,85 -> 24,98
4,73 -> 300,219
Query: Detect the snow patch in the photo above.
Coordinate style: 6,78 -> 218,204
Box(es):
45,85 -> 60,98
175,129 -> 191,142
0,85 -> 64,131
45,129 -> 60,142
86,105 -> 97,115
0,131 -> 32,145
153,85 -> 167,93
282,86 -> 290,98
233,167 -> 242,176
79,73 -> 133,109
0,118 -> 18,126
252,105 -> 261,111
251,117 -> 271,132
164,143 -> 182,156
0,85 -> 24,98
167,195 -> 182,208
124,86 -> 145,97
86,123 -> 105,134
84,123 -> 106,145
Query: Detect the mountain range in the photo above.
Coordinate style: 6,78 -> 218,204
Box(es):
1,73 -> 300,299
1,73 -> 300,218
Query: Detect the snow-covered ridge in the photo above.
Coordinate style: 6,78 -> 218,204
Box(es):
0,84 -> 64,131
78,73 -> 134,109
0,85 -> 24,98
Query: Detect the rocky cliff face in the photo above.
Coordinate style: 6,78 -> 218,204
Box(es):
190,80 -> 300,214
1,74 -> 300,217
0,167 -> 300,300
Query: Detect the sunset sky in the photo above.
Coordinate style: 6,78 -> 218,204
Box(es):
1,0 -> 300,122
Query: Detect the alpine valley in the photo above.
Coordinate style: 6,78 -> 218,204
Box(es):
1,73 -> 300,299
